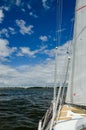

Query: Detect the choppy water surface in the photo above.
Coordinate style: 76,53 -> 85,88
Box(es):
0,88 -> 53,130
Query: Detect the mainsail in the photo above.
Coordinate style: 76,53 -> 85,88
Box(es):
66,0 -> 86,106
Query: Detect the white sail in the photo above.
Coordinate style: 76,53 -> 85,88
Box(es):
66,0 -> 86,106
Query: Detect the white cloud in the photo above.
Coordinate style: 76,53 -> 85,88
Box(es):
39,35 -> 48,42
0,10 -> 4,23
41,40 -> 71,57
21,8 -> 25,12
8,27 -> 16,35
39,40 -> 72,84
0,28 -> 9,37
0,27 -> 16,37
57,28 -> 66,33
0,41 -> 72,87
0,60 -> 55,87
18,47 -> 35,57
43,48 -> 55,57
42,0 -> 50,10
16,0 -> 21,6
0,39 -> 17,61
1,6 -> 10,11
27,4 -> 32,10
17,45 -> 47,57
17,42 -> 69,59
29,12 -> 38,18
16,19 -> 34,35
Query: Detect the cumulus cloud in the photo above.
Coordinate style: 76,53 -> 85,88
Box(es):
41,40 -> 71,57
39,35 -> 48,42
0,61 -> 54,87
21,8 -> 25,12
0,6 -> 10,11
17,47 -> 35,57
17,45 -> 47,57
43,48 -> 55,57
17,40 -> 71,59
42,0 -> 50,10
57,28 -> 66,33
16,19 -> 34,35
40,40 -> 72,85
27,4 -> 32,10
29,12 -> 38,18
0,10 -> 4,23
0,39 -> 17,61
0,27 -> 16,37
0,41 -> 72,87
8,27 -> 16,35
16,0 -> 21,6
0,28 -> 9,37
0,0 -> 21,8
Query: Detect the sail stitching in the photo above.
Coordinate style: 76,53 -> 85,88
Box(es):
76,5 -> 86,12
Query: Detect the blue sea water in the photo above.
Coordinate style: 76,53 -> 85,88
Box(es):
0,88 -> 53,130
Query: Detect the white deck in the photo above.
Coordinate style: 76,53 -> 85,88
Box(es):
54,118 -> 86,130
53,105 -> 86,130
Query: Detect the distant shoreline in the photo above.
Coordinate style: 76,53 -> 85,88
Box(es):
0,86 -> 67,90
0,86 -> 54,90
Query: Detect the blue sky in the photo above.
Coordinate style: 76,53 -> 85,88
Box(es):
0,0 -> 75,87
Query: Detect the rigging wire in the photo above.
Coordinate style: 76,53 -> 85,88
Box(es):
51,0 -> 64,129
56,0 -> 63,47
38,1 -> 76,130
54,0 -> 75,124
61,17 -> 75,103
67,17 -> 75,57
55,0 -> 63,92
53,0 -> 63,104
53,0 -> 63,105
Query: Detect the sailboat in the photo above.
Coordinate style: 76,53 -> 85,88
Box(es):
38,0 -> 86,130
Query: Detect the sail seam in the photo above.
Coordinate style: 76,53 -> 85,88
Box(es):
76,5 -> 86,12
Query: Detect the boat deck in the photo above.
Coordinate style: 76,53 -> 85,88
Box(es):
53,105 -> 86,130
56,105 -> 86,121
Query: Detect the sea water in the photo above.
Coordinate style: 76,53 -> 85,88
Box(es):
0,87 -> 53,130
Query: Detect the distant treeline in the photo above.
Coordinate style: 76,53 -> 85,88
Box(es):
0,86 -> 67,90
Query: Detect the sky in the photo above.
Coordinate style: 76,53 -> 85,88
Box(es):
0,0 -> 75,87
